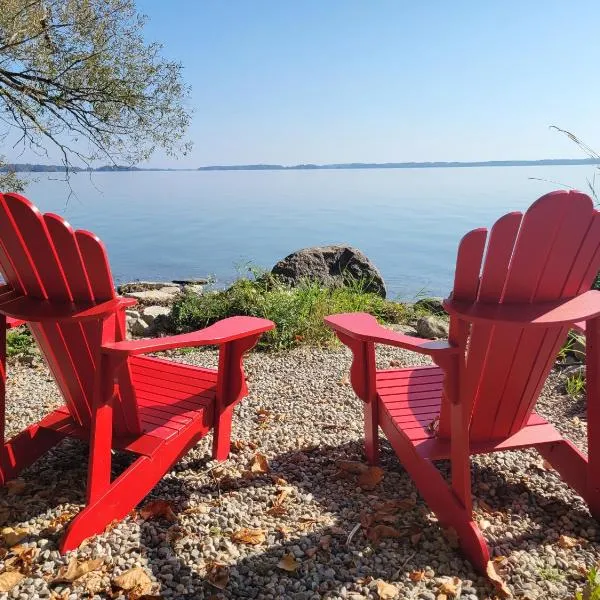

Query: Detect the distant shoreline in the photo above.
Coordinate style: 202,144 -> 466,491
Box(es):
3,157 -> 600,173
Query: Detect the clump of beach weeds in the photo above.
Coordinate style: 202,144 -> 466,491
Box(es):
169,268 -> 408,351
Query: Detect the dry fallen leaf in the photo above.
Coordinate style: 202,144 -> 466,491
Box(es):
231,528 -> 266,545
112,567 -> 153,597
442,527 -> 459,548
249,453 -> 270,474
337,460 -> 368,474
438,576 -> 461,597
0,570 -> 24,592
376,579 -> 399,599
267,487 -> 293,515
139,500 -> 177,522
1,527 -> 29,547
485,560 -> 513,598
358,467 -> 385,490
206,561 -> 229,589
367,524 -> 403,544
409,570 -> 426,582
5,545 -> 37,573
558,534 -> 578,549
277,553 -> 300,572
53,558 -> 103,583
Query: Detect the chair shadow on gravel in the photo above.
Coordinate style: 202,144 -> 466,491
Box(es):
6,437 -> 600,598
138,439 -> 600,598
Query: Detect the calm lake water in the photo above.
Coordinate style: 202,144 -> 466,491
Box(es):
24,165 -> 596,300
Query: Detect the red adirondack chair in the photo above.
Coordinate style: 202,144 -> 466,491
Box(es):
0,192 -> 274,552
325,190 -> 600,571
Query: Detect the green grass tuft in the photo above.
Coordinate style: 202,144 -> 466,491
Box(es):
169,272 -> 408,351
6,327 -> 35,358
565,371 -> 586,398
576,566 -> 600,600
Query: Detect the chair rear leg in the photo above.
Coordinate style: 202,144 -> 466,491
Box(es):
384,424 -> 489,571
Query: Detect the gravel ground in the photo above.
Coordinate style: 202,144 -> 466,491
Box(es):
0,341 -> 596,600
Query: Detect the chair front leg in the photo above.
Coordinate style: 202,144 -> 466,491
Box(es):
86,354 -> 121,503
213,334 -> 262,461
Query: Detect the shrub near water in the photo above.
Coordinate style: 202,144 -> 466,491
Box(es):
170,273 -> 407,351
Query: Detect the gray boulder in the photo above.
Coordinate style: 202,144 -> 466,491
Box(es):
122,286 -> 181,306
414,297 -> 446,315
128,317 -> 151,338
271,245 -> 386,297
416,315 -> 449,339
141,305 -> 171,327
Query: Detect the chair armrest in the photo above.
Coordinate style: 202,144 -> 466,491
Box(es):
101,316 -> 275,356
443,290 -> 600,327
0,294 -> 137,323
324,313 -> 458,357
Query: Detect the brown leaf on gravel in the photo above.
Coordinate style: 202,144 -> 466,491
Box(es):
276,525 -> 291,539
231,528 -> 266,545
53,557 -> 103,583
438,576 -> 461,597
358,467 -> 385,490
6,479 -> 27,496
442,527 -> 459,548
267,487 -> 292,516
409,570 -> 426,582
0,570 -> 24,592
367,524 -> 403,544
206,561 -> 229,589
249,453 -> 270,474
338,375 -> 350,386
256,409 -> 272,426
389,359 -> 402,368
271,475 -> 288,486
485,560 -> 513,598
230,440 -> 245,453
1,526 -> 29,547
278,553 -> 300,572
558,534 -> 578,549
139,500 -> 177,522
336,460 -> 368,475
376,579 -> 399,599
112,567 -> 153,598
5,545 -> 37,573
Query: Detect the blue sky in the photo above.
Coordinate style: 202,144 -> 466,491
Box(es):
23,1 -> 600,166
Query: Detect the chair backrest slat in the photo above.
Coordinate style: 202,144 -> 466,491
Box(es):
0,193 -> 140,434
448,191 -> 600,442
